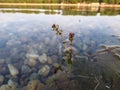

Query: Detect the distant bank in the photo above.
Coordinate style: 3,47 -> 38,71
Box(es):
0,3 -> 120,8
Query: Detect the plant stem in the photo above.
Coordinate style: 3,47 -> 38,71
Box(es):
60,34 -> 67,49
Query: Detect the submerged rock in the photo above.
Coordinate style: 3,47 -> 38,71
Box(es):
21,65 -> 31,74
8,79 -> 18,89
20,75 -> 29,87
47,57 -> 53,64
6,40 -> 21,46
0,59 -> 5,65
44,37 -> 50,45
26,54 -> 39,60
16,86 -> 27,90
53,63 -> 60,68
7,64 -> 19,76
27,80 -> 44,90
83,44 -> 88,51
50,35 -> 57,46
38,65 -> 50,76
26,54 -> 39,67
0,75 -> 4,84
28,58 -> 37,67
58,43 -> 62,56
0,85 -> 11,90
45,72 -> 77,90
29,73 -> 39,80
39,53 -> 47,64
51,55 -> 58,63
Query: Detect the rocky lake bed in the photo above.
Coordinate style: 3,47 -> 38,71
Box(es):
0,13 -> 120,90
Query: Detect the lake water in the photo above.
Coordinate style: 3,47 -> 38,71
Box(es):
0,6 -> 120,90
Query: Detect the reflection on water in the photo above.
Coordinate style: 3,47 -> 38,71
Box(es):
0,5 -> 120,15
0,12 -> 120,89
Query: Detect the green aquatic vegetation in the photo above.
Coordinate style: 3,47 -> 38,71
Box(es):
52,24 -> 74,73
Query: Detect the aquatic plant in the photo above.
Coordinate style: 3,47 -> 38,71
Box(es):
52,24 -> 74,73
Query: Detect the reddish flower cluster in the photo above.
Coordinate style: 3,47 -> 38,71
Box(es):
52,24 -> 56,28
69,32 -> 75,42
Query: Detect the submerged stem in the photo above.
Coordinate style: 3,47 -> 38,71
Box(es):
60,34 -> 67,49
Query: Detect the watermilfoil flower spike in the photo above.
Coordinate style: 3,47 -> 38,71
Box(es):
69,32 -> 75,42
51,24 -> 75,73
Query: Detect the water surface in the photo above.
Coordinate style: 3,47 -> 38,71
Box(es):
0,7 -> 120,90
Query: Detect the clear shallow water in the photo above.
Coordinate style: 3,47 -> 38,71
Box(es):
0,12 -> 120,90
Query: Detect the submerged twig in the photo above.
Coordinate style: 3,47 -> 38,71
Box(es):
94,77 -> 100,90
88,45 -> 120,58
